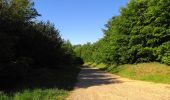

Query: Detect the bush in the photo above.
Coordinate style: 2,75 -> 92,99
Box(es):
156,42 -> 170,64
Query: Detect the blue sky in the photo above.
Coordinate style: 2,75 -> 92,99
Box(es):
35,0 -> 128,45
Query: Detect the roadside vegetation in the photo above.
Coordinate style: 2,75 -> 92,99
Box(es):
85,62 -> 170,84
74,0 -> 170,84
0,89 -> 68,100
0,0 -> 83,99
0,67 -> 80,100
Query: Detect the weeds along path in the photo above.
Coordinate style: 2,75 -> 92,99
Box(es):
67,66 -> 170,100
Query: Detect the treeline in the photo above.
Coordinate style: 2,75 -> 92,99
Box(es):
74,0 -> 170,65
0,0 -> 83,90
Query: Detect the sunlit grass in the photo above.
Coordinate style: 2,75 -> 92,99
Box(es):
84,62 -> 106,68
95,63 -> 107,69
0,89 -> 68,100
83,62 -> 92,66
90,62 -> 170,84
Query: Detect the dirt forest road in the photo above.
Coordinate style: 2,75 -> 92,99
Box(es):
67,66 -> 170,100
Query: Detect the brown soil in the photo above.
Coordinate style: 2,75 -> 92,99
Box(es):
67,66 -> 170,100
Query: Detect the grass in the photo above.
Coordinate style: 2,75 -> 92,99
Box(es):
0,89 -> 68,100
86,62 -> 170,84
84,62 -> 106,69
0,67 -> 80,100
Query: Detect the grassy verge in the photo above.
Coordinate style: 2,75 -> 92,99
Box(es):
0,89 -> 68,100
86,62 -> 170,84
0,67 -> 80,100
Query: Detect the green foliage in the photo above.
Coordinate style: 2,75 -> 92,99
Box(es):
74,43 -> 94,62
0,89 -> 68,100
0,0 -> 83,97
0,66 -> 80,99
74,0 -> 170,65
156,41 -> 170,64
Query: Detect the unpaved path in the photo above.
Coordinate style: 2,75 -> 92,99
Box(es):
67,66 -> 170,100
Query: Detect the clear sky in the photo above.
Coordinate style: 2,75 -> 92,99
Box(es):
35,0 -> 128,45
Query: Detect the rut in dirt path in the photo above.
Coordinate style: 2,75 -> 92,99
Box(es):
67,66 -> 170,100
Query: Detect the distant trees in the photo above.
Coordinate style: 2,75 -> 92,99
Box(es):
0,0 -> 83,89
74,0 -> 170,65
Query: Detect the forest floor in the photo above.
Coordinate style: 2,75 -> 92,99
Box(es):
67,66 -> 170,100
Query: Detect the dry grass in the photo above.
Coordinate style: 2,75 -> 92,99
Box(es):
89,62 -> 170,84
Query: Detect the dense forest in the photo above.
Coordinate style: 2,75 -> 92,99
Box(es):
74,0 -> 170,65
0,0 -> 83,94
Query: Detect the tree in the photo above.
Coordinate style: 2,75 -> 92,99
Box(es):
75,0 -> 170,65
0,0 -> 83,89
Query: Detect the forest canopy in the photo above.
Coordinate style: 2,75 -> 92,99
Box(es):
0,0 -> 83,90
74,0 -> 170,65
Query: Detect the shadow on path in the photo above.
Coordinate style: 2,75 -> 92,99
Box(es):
76,66 -> 123,88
